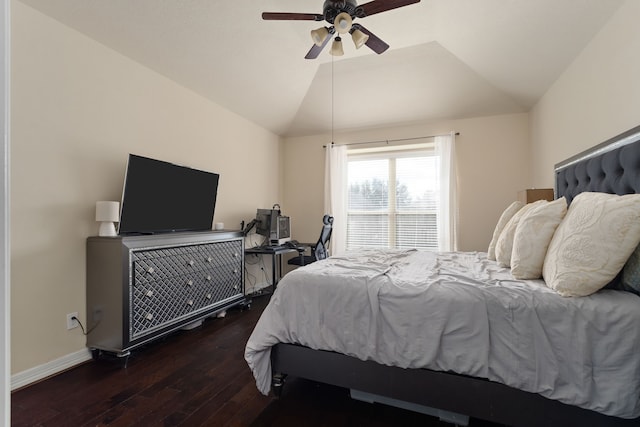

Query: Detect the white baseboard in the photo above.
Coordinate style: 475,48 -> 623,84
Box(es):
11,348 -> 92,391
10,283 -> 273,391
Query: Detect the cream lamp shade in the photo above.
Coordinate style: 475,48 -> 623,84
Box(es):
330,36 -> 344,56
334,12 -> 352,34
96,201 -> 120,237
351,28 -> 369,49
311,27 -> 330,47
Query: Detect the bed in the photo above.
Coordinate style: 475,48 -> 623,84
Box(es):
245,125 -> 640,427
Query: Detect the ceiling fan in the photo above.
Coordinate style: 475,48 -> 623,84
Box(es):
262,0 -> 421,59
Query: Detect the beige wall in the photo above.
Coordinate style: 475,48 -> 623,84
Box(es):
282,113 -> 530,253
11,2 -> 280,374
530,0 -> 640,187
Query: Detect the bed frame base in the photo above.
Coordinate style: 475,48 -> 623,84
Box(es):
350,389 -> 469,425
271,343 -> 639,427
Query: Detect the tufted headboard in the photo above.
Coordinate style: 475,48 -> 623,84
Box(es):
555,125 -> 640,204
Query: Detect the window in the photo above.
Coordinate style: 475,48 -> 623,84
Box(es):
346,145 -> 440,250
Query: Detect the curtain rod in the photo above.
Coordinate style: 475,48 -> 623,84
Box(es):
323,132 -> 460,148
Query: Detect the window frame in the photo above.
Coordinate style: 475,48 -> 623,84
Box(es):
346,143 -> 438,250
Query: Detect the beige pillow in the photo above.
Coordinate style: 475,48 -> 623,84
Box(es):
511,197 -> 567,279
487,201 -> 524,260
495,200 -> 547,268
543,192 -> 640,297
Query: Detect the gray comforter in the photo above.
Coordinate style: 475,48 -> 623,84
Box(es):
245,249 -> 640,418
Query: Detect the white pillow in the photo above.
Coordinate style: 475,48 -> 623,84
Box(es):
543,192 -> 640,297
495,200 -> 546,268
487,201 -> 524,261
511,197 -> 567,279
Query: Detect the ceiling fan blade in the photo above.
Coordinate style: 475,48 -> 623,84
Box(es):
262,12 -> 324,21
356,25 -> 390,54
305,31 -> 333,59
358,0 -> 421,17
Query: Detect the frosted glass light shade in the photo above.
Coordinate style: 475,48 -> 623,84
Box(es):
330,37 -> 344,56
311,27 -> 329,47
351,29 -> 369,49
96,201 -> 119,237
334,12 -> 352,34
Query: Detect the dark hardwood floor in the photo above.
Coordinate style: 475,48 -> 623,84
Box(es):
12,294 -> 503,426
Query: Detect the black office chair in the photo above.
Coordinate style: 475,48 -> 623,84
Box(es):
288,215 -> 334,267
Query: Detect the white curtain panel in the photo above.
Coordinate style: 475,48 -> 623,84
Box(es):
435,132 -> 458,251
324,144 -> 348,255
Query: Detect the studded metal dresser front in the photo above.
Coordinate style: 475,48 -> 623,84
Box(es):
86,231 -> 245,356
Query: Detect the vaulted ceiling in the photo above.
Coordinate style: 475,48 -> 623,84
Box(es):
18,0 -> 624,137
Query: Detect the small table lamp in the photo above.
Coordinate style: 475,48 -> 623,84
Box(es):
96,201 -> 120,237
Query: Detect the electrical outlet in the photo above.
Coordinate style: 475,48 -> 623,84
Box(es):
66,312 -> 79,330
92,306 -> 103,322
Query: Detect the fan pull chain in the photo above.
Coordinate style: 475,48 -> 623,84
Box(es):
331,55 -> 334,145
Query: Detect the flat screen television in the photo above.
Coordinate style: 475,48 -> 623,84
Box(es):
118,154 -> 220,235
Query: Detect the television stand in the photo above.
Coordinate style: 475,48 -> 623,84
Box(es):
86,230 -> 245,356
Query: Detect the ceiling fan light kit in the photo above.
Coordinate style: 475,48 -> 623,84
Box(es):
262,0 -> 421,59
